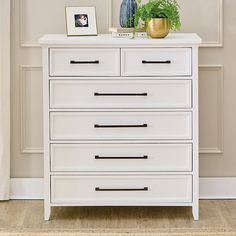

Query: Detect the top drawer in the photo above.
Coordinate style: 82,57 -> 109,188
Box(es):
121,48 -> 192,77
49,48 -> 120,77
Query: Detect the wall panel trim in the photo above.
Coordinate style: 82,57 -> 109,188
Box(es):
19,0 -> 39,47
199,65 -> 224,155
108,0 -> 113,28
20,65 -> 43,154
201,0 -> 224,48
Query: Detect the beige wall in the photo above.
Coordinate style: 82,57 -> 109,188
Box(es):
10,0 -> 236,178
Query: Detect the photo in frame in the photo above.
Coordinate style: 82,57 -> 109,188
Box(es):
65,6 -> 98,36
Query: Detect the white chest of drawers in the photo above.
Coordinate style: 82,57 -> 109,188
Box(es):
39,33 -> 201,221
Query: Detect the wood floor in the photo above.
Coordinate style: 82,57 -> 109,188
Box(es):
0,200 -> 236,235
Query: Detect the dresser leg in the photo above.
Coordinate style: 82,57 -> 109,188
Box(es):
44,205 -> 51,221
192,205 -> 199,221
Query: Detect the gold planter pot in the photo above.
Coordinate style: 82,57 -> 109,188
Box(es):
146,18 -> 170,38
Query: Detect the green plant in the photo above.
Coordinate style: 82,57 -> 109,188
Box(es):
135,0 -> 142,7
134,0 -> 181,31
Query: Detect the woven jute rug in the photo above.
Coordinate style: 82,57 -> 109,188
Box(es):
1,200 -> 236,236
1,228 -> 236,236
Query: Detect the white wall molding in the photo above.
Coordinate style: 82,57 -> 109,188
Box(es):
19,0 -> 39,47
201,0 -> 224,47
108,0 -> 113,28
20,65 -> 44,154
10,177 -> 236,200
199,65 -> 224,155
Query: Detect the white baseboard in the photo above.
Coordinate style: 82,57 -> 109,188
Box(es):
200,177 -> 236,199
10,178 -> 43,199
10,177 -> 236,200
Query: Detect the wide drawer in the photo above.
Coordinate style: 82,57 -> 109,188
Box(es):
49,48 -> 120,77
50,80 -> 192,109
51,175 -> 193,204
50,143 -> 193,172
50,112 -> 192,140
121,48 -> 192,77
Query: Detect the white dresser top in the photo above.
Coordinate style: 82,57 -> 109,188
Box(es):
39,33 -> 202,47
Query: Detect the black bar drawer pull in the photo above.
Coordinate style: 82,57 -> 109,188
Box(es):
70,60 -> 99,64
94,92 -> 148,97
94,124 -> 148,128
95,155 -> 148,160
142,60 -> 171,64
95,187 -> 148,192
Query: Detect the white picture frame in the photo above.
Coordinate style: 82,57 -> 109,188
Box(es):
65,6 -> 98,36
